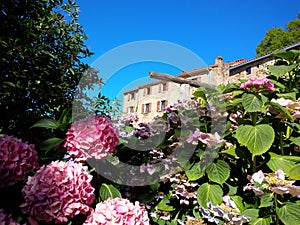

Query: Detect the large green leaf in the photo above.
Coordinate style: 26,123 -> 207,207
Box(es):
272,49 -> 300,62
268,64 -> 297,78
40,137 -> 64,154
31,118 -> 61,130
242,208 -> 259,221
234,124 -> 275,158
197,183 -> 223,207
277,202 -> 300,225
242,93 -> 264,113
289,163 -> 300,180
249,217 -> 272,225
185,162 -> 205,181
206,160 -> 230,185
267,152 -> 300,177
99,183 -> 122,201
259,193 -> 274,208
230,195 -> 245,212
267,101 -> 293,121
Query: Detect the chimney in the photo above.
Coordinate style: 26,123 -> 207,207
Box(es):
215,56 -> 224,67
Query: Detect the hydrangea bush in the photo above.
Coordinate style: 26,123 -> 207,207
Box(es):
20,160 -> 95,224
0,49 -> 300,225
0,135 -> 38,188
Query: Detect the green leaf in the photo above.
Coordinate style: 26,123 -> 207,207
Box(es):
156,197 -> 175,212
31,118 -> 60,130
272,49 -> 300,62
259,193 -> 274,208
242,93 -> 264,113
242,208 -> 259,220
290,136 -> 300,146
268,64 -> 297,78
40,137 -> 63,154
234,124 -> 275,158
267,101 -> 293,121
230,195 -> 245,212
289,163 -> 300,180
220,146 -> 237,157
277,92 -> 296,101
249,217 -> 272,225
267,152 -> 300,177
277,202 -> 300,225
197,183 -> 223,207
185,162 -> 205,181
206,160 -> 230,185
99,183 -> 122,201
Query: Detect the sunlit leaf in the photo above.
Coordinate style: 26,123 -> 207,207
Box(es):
234,124 -> 275,158
197,183 -> 223,207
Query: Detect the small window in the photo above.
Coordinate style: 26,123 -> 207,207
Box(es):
246,67 -> 251,75
128,106 -> 134,113
162,82 -> 167,91
145,103 -> 151,113
131,92 -> 135,100
161,100 -> 166,111
146,87 -> 151,95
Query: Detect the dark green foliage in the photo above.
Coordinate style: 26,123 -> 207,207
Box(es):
0,0 -> 98,141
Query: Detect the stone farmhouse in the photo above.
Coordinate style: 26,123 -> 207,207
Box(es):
122,42 -> 300,122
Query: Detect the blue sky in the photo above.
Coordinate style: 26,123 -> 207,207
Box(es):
76,0 -> 299,103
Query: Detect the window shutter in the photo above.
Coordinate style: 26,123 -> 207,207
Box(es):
157,101 -> 160,112
165,100 -> 168,108
166,82 -> 169,91
142,104 -> 145,113
143,88 -> 146,96
149,103 -> 152,112
158,84 -> 161,93
127,94 -> 130,101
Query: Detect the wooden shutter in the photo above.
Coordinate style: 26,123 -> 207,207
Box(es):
157,101 -> 160,112
143,88 -> 146,96
142,104 -> 145,113
127,93 -> 130,101
149,103 -> 152,112
166,82 -> 169,91
158,84 -> 161,93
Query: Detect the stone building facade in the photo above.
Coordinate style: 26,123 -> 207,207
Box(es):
122,42 -> 300,122
122,56 -> 246,122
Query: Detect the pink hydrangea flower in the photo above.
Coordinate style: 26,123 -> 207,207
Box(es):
240,77 -> 275,92
187,129 -> 224,147
83,197 -> 150,225
64,115 -> 119,162
20,160 -> 95,224
0,135 -> 39,188
0,208 -> 20,225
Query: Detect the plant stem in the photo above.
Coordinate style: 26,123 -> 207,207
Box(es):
253,156 -> 257,173
274,193 -> 279,225
280,131 -> 284,155
252,112 -> 257,126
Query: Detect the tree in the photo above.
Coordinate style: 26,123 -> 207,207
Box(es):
0,0 -> 99,141
256,13 -> 300,56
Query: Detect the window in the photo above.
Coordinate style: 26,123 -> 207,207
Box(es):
162,82 -> 168,91
131,92 -> 135,100
128,106 -> 134,113
161,100 -> 166,111
147,87 -> 151,95
157,100 -> 168,112
246,67 -> 251,75
145,103 -> 151,113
